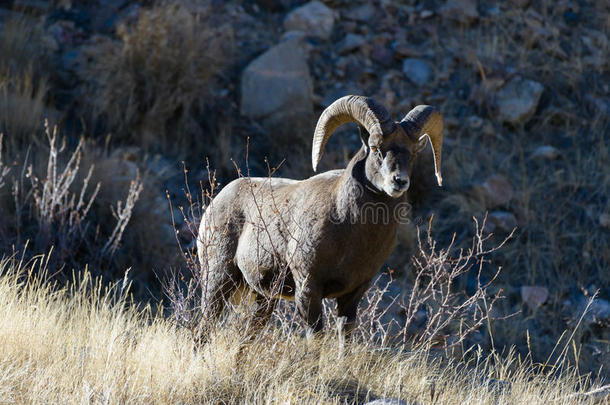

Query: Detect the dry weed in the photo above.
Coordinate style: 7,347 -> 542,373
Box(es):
0,14 -> 49,144
79,0 -> 233,151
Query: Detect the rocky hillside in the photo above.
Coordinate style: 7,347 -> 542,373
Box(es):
0,0 -> 608,376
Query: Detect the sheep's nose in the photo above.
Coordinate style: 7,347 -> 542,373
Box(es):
393,175 -> 409,188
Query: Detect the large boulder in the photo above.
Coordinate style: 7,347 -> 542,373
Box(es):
402,58 -> 433,86
439,0 -> 479,25
241,40 -> 313,143
283,1 -> 334,40
496,76 -> 544,125
470,175 -> 515,209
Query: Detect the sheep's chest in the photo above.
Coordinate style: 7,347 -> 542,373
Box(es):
315,221 -> 399,298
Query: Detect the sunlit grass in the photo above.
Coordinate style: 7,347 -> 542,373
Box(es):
0,254 -> 604,404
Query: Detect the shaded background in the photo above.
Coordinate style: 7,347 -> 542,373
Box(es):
0,0 -> 608,376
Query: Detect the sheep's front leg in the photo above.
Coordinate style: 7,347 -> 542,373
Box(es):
337,282 -> 370,337
296,280 -> 323,337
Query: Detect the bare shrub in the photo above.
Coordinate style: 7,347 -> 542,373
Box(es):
0,123 -> 142,277
164,159 -> 511,352
162,162 -> 214,343
79,0 -> 233,150
354,216 -> 513,350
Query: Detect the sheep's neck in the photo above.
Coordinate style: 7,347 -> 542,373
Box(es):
333,148 -> 404,226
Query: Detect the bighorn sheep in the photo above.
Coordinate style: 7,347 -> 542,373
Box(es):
197,95 -> 443,335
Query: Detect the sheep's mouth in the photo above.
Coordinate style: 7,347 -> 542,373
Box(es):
388,184 -> 408,198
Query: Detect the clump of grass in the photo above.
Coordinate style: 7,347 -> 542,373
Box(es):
0,252 -> 605,403
0,14 -> 49,145
79,0 -> 233,152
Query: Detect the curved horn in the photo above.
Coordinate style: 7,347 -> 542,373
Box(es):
312,95 -> 395,171
401,105 -> 444,186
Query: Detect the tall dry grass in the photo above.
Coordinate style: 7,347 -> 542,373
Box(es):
0,253 -> 606,404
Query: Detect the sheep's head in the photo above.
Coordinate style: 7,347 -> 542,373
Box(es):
312,95 -> 444,198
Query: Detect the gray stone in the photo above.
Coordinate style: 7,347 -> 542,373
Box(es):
521,286 -> 549,309
338,33 -> 365,54
344,3 -> 376,22
280,30 -> 307,43
12,0 -> 50,15
371,47 -> 394,67
487,210 -> 518,233
470,175 -> 515,209
496,76 -> 544,125
254,0 -> 292,11
600,213 -> 610,229
402,58 -> 433,86
509,0 -> 530,8
283,1 -> 334,40
241,40 -> 313,140
577,297 -> 610,326
321,85 -> 360,109
585,94 -> 610,115
440,0 -> 479,25
531,145 -> 560,160
364,399 -> 411,405
467,115 -> 484,130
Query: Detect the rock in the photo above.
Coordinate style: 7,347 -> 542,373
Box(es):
280,30 -> 307,43
394,44 -> 420,59
531,145 -> 560,160
283,1 -> 334,40
344,3 -> 376,22
338,33 -> 365,54
241,40 -> 313,141
509,0 -> 530,8
420,9 -> 434,19
321,85 -> 360,109
364,399 -> 410,405
577,297 -> 610,326
521,286 -> 549,309
439,0 -> 479,25
585,94 -> 610,115
467,115 -> 484,130
254,0 -> 291,11
402,58 -> 433,86
470,175 -> 515,209
13,0 -> 50,15
600,213 -> 610,228
486,211 -> 517,233
496,76 -> 544,125
371,47 -> 394,67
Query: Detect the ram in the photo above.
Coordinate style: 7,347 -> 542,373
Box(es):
197,95 -> 443,335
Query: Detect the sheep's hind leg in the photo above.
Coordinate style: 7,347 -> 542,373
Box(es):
200,261 -> 241,327
244,294 -> 277,339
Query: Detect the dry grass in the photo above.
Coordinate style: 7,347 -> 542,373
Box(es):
0,254 -> 605,404
0,14 -> 49,145
79,0 -> 233,152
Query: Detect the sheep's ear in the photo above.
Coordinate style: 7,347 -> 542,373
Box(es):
415,136 -> 428,154
359,125 -> 370,149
